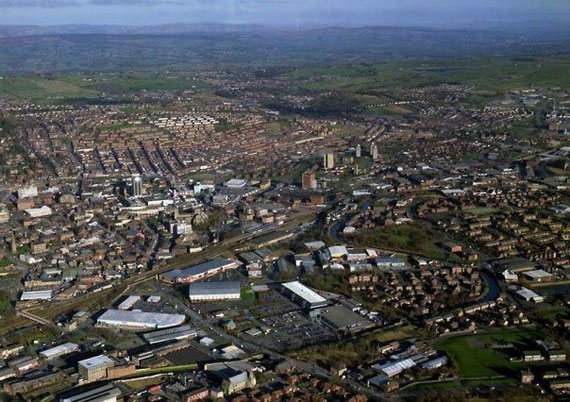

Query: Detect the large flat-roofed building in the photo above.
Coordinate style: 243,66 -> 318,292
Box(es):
516,287 -> 545,303
59,383 -> 121,402
314,305 -> 375,335
492,257 -> 535,272
20,290 -> 52,301
159,259 -> 239,284
523,269 -> 553,282
281,281 -> 329,309
188,281 -> 241,302
40,342 -> 79,360
78,355 -> 114,382
142,325 -> 197,345
97,309 -> 185,330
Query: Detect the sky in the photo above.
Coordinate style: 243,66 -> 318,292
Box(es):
0,0 -> 568,29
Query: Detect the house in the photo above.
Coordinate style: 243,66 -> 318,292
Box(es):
523,350 -> 544,362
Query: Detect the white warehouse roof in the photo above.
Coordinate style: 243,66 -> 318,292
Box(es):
328,245 -> 348,257
378,358 -> 416,377
40,342 -> 79,360
516,287 -> 544,303
524,269 -> 553,279
97,309 -> 185,329
282,281 -> 327,305
20,290 -> 52,301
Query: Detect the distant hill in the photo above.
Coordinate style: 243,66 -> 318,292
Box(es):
0,23 -> 267,38
0,25 -> 569,73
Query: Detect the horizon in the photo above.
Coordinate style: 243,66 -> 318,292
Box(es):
0,0 -> 569,31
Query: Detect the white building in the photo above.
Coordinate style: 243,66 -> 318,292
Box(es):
40,342 -> 79,360
188,281 -> 241,302
97,309 -> 185,329
516,287 -> 544,303
117,295 -> 141,310
225,179 -> 247,188
20,290 -> 52,301
132,175 -> 143,197
281,281 -> 328,309
18,186 -> 38,199
78,355 -> 114,382
24,206 -> 53,218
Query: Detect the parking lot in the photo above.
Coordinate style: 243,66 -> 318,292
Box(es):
255,310 -> 335,352
249,290 -> 299,318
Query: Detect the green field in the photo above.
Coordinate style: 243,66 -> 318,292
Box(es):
283,55 -> 570,93
534,305 -> 569,320
406,377 -> 519,393
0,72 -> 208,100
0,76 -> 95,100
343,223 -> 448,260
434,328 -> 544,378
291,325 -> 416,366
240,285 -> 255,301
1,55 -> 568,102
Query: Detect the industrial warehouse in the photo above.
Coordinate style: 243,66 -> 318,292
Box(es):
117,295 -> 141,310
313,305 -> 375,335
188,281 -> 241,302
142,325 -> 198,345
159,259 -> 239,284
19,290 -> 52,301
96,309 -> 186,330
39,343 -> 79,361
281,281 -> 329,310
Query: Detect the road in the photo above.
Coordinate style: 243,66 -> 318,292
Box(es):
153,282 -> 387,400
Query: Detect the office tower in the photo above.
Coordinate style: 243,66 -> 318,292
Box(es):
323,153 -> 335,170
370,143 -> 379,161
355,144 -> 361,158
132,175 -> 143,197
302,171 -> 317,190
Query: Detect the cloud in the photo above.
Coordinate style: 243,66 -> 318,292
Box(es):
0,0 -> 78,6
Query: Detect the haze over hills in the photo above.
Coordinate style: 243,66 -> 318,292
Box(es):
0,23 -> 269,38
1,24 -> 569,73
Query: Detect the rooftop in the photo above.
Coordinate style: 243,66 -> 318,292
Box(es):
78,355 -> 113,369
282,281 -> 327,305
524,269 -> 553,279
161,259 -> 234,280
188,280 -> 241,296
97,309 -> 186,329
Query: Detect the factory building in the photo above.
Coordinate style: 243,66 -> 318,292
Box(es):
281,281 -> 329,310
78,355 -> 114,382
159,259 -> 239,284
142,325 -> 197,345
313,305 -> 374,335
97,309 -> 186,330
59,383 -> 122,402
188,281 -> 241,302
20,290 -> 52,301
39,342 -> 79,360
